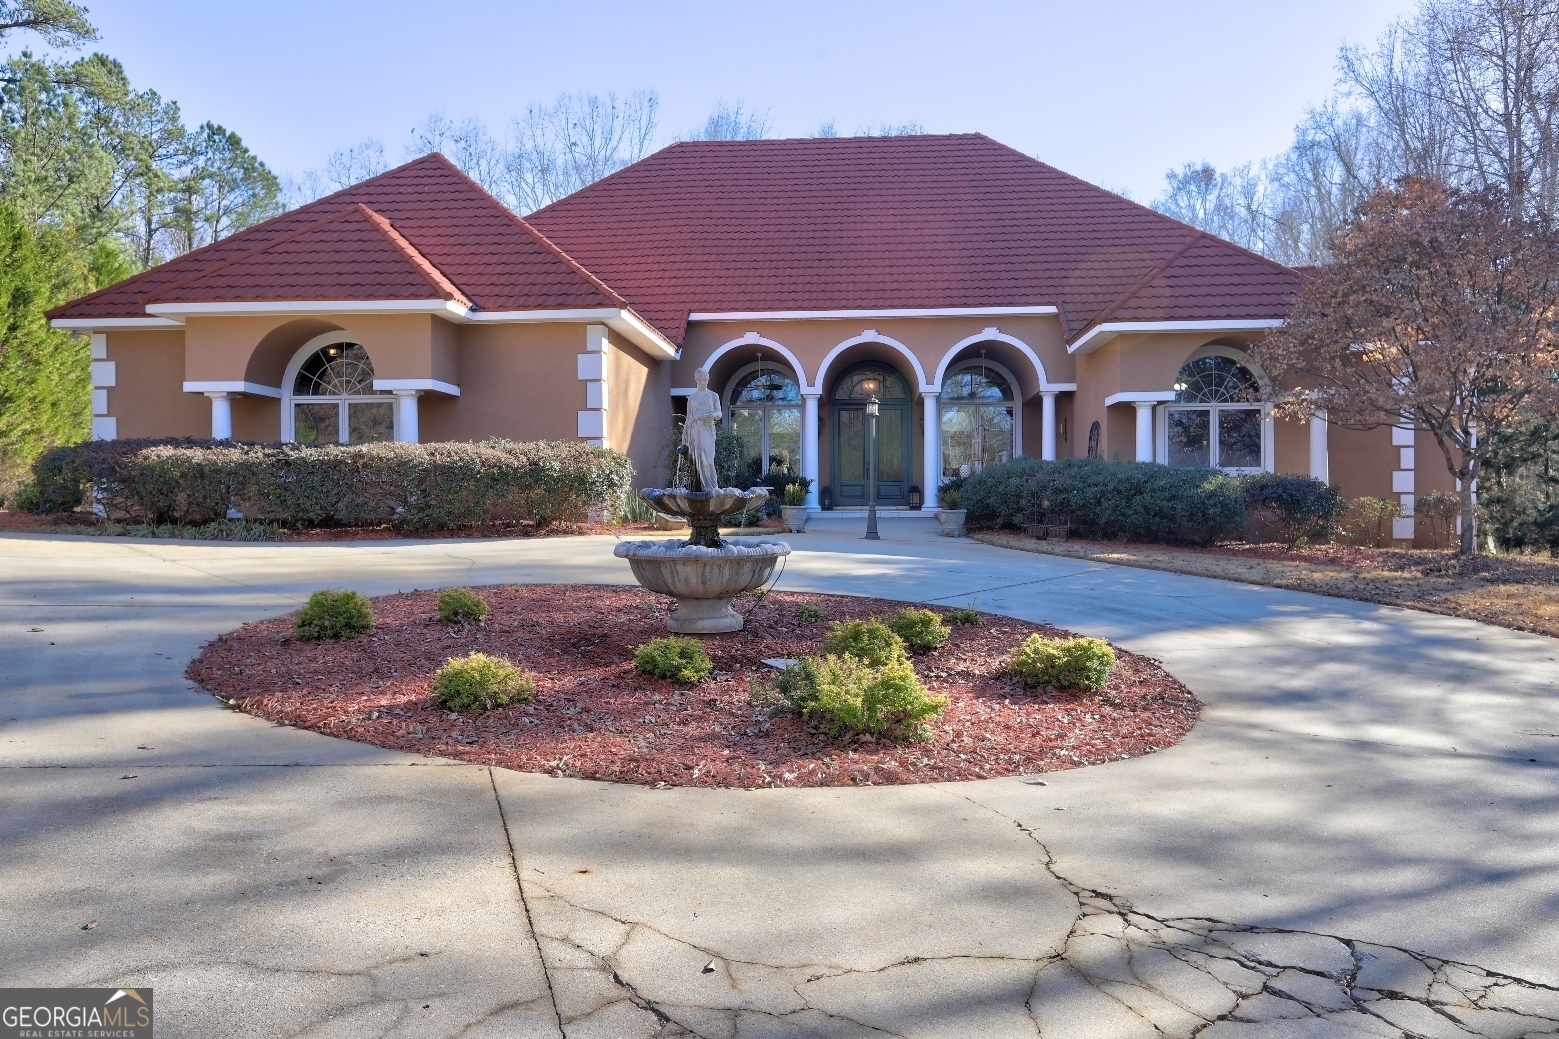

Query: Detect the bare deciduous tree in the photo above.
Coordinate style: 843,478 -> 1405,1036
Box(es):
1254,178 -> 1559,554
324,138 -> 388,191
687,100 -> 770,141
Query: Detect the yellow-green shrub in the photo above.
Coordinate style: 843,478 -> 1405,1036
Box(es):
1010,635 -> 1116,691
295,589 -> 372,640
775,654 -> 945,740
437,587 -> 489,623
634,637 -> 712,684
430,652 -> 534,712
822,618 -> 905,667
886,608 -> 950,653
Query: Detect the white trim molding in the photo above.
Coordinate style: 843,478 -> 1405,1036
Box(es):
1069,319 -> 1285,355
934,328 -> 1072,393
702,332 -> 809,389
1104,390 -> 1177,406
147,299 -> 471,321
688,305 -> 1059,322
468,307 -> 678,359
372,378 -> 459,396
811,330 -> 932,395
182,380 -> 283,398
51,316 -> 183,330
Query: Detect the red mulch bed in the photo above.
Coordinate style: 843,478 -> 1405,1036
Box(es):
187,586 -> 1199,788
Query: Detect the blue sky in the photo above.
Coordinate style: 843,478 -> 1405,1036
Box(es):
88,0 -> 1412,202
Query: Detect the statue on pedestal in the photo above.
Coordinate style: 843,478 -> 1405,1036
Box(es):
682,368 -> 722,492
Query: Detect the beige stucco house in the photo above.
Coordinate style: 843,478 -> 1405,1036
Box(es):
48,133 -> 1443,541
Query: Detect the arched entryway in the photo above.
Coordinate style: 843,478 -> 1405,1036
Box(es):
724,362 -> 803,483
830,362 -> 912,507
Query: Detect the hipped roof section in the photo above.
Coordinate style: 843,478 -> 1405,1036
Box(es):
51,136 -> 1299,348
49,153 -> 627,320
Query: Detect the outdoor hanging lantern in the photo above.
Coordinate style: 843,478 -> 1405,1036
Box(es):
909,485 -> 922,510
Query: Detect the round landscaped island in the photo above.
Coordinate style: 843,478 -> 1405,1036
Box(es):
188,586 -> 1199,788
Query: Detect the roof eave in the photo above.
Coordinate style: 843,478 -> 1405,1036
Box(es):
1067,319 -> 1285,355
143,299 -> 473,321
469,308 -> 679,359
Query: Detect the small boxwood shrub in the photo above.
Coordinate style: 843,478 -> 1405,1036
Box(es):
634,637 -> 712,684
775,654 -> 946,740
1242,473 -> 1345,547
783,483 -> 808,506
822,618 -> 906,667
942,606 -> 983,626
430,652 -> 534,712
296,589 -> 373,640
886,607 -> 950,653
796,604 -> 825,623
437,587 -> 489,623
1010,635 -> 1116,691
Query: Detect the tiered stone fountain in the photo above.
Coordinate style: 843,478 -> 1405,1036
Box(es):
614,370 -> 791,633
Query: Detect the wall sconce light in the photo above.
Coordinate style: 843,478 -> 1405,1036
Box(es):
1060,419 -> 1068,441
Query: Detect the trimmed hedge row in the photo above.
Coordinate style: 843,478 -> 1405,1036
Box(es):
960,457 -> 1248,545
16,438 -> 636,530
960,457 -> 1346,546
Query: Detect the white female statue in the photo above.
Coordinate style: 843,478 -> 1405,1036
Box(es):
682,368 -> 723,492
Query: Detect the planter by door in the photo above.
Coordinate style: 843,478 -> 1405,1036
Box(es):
830,363 -> 912,507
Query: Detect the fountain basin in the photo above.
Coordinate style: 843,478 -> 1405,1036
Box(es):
614,537 -> 791,633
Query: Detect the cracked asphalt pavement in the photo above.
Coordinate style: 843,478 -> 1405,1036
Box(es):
2,518 -> 1557,1037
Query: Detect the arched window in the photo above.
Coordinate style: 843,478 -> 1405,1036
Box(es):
727,365 -> 802,479
941,362 -> 1016,477
1166,355 -> 1264,470
287,342 -> 394,444
833,367 -> 908,401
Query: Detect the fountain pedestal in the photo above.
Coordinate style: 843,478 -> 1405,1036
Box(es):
615,487 -> 790,633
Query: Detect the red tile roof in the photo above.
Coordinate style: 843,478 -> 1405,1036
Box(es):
527,133 -> 1301,343
154,204 -> 473,306
48,154 -> 624,320
51,135 -> 1299,348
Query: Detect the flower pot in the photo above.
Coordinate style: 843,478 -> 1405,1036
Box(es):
780,504 -> 809,533
936,509 -> 967,537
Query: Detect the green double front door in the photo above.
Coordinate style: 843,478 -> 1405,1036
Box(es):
831,402 -> 910,506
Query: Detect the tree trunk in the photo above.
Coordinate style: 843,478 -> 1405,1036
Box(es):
1458,482 -> 1478,554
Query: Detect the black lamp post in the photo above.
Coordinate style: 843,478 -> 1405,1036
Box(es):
864,395 -> 880,540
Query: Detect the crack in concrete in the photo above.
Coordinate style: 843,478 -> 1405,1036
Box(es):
489,767 -> 565,1038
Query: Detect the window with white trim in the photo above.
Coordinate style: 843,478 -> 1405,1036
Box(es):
1165,356 -> 1263,471
941,363 -> 1015,477
289,343 -> 394,444
727,367 -> 801,479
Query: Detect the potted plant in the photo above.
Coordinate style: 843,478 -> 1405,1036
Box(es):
935,487 -> 966,537
780,482 -> 810,533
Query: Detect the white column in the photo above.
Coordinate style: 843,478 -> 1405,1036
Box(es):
205,392 -> 234,440
1040,391 -> 1058,461
1308,409 -> 1329,482
1133,402 -> 1155,463
393,389 -> 422,443
922,391 -> 940,509
801,393 -> 821,509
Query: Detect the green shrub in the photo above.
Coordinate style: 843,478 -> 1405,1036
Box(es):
1010,635 -> 1116,691
775,654 -> 946,740
938,486 -> 961,510
1344,496 -> 1403,547
437,587 -> 489,623
1242,473 -> 1345,547
783,483 -> 808,507
15,438 -> 635,529
296,589 -> 373,640
430,652 -> 534,712
942,606 -> 983,626
822,618 -> 906,667
797,603 -> 825,623
1414,489 -> 1462,549
886,607 -> 950,653
961,457 -> 1246,545
634,637 -> 712,684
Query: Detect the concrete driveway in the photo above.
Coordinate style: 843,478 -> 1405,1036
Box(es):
2,519 -> 1557,1038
